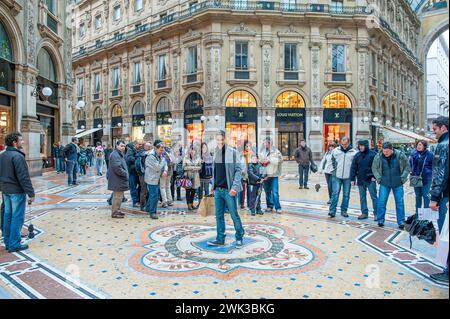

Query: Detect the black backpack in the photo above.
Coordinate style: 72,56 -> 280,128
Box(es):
404,214 -> 437,248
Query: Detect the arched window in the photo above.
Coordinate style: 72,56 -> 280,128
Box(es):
369,96 -> 376,112
93,107 -> 103,119
132,101 -> 144,115
184,92 -> 204,110
156,97 -> 171,113
275,91 -> 305,108
226,90 -> 257,107
322,92 -> 351,108
0,21 -> 13,61
77,110 -> 86,121
37,48 -> 57,82
399,108 -> 404,124
391,105 -> 396,121
111,104 -> 123,117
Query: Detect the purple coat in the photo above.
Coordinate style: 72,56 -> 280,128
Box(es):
409,150 -> 433,183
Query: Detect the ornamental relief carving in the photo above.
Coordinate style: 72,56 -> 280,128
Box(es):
212,47 -> 221,107
173,53 -> 180,109
27,0 -> 36,65
311,48 -> 320,107
205,48 -> 212,105
262,46 -> 271,108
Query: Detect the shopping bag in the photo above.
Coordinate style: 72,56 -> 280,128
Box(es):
198,195 -> 215,217
435,207 -> 449,267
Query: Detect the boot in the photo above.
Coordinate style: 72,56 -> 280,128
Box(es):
112,211 -> 124,218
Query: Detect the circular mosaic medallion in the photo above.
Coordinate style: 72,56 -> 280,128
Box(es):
130,223 -> 325,279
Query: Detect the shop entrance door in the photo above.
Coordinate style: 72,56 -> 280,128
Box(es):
278,132 -> 301,161
323,123 -> 351,149
186,122 -> 204,146
225,123 -> 256,149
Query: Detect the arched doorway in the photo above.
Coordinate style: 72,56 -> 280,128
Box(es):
131,101 -> 145,142
36,47 -> 59,167
77,110 -> 86,130
184,92 -> 204,146
225,90 -> 257,148
93,107 -> 103,145
111,104 -> 123,146
0,20 -> 15,150
156,97 -> 172,146
275,90 -> 306,160
322,92 -> 352,150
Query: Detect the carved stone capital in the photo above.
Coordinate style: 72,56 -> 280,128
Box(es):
259,40 -> 274,48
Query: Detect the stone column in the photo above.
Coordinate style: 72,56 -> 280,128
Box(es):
260,38 -> 275,140
355,37 -> 371,142
203,33 -> 223,142
308,34 -> 323,159
19,67 -> 42,176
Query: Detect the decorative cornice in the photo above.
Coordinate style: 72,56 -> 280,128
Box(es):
181,29 -> 203,44
3,0 -> 22,15
153,39 -> 171,53
227,22 -> 257,37
203,35 -> 223,47
259,40 -> 274,48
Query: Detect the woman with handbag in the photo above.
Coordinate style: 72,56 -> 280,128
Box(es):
318,142 -> 336,204
409,140 -> 434,213
199,142 -> 213,204
182,145 -> 202,211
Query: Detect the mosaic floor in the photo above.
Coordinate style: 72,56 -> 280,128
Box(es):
0,170 -> 448,299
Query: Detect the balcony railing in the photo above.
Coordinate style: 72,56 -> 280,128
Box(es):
73,0 -> 370,60
110,88 -> 122,98
284,71 -> 299,81
182,71 -> 204,87
93,92 -> 101,101
332,73 -> 346,82
131,83 -> 144,93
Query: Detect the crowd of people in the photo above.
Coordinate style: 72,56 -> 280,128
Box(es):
0,116 -> 448,284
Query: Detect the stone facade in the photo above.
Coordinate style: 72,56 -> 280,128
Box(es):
71,0 -> 424,159
0,0 -> 73,176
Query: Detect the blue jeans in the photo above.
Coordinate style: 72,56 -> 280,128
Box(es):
298,165 -> 309,187
377,184 -> 405,226
56,157 -> 65,173
358,182 -> 378,216
129,173 -> 140,204
263,177 -> 281,210
66,160 -> 78,185
2,193 -> 26,250
146,184 -> 160,215
214,188 -> 245,242
437,196 -> 449,233
414,181 -> 432,213
96,158 -> 104,175
329,176 -> 351,215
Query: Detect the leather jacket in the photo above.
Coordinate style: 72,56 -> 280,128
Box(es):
430,132 -> 449,202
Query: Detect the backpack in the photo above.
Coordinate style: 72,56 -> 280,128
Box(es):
135,151 -> 146,176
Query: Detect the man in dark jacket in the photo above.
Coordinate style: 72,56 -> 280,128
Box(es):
63,137 -> 79,186
108,140 -> 129,218
429,116 -> 449,284
0,132 -> 35,252
372,142 -> 411,229
350,140 -> 378,220
52,142 -> 65,174
294,140 -> 313,189
136,142 -> 151,211
125,141 -> 140,207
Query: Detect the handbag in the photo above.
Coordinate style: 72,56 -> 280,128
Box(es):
409,155 -> 426,188
310,162 -> 318,173
198,194 -> 215,217
176,175 -> 193,189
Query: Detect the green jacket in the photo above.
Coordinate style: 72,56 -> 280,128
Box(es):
372,149 -> 411,185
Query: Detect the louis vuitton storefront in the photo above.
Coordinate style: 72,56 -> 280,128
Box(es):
322,92 -> 353,150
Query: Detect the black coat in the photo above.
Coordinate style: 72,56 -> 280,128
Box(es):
350,140 -> 377,186
0,147 -> 35,198
107,149 -> 129,192
125,143 -> 137,175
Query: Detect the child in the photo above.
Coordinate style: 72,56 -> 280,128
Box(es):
247,154 -> 266,216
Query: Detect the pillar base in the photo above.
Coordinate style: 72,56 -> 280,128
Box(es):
20,116 -> 43,176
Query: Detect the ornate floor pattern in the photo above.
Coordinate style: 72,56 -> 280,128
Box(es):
0,171 -> 448,299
